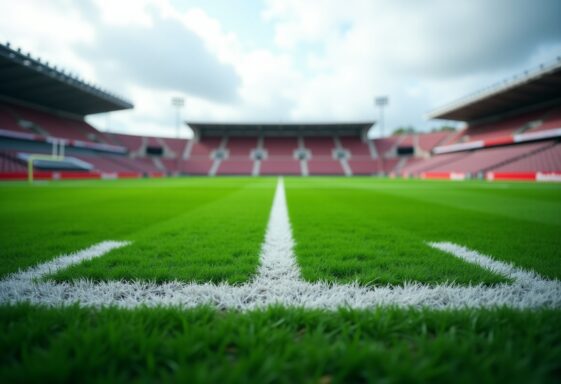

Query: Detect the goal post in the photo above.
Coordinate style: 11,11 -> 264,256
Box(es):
28,139 -> 66,183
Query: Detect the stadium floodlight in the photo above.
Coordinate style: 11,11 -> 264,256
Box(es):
171,97 -> 185,138
375,96 -> 389,138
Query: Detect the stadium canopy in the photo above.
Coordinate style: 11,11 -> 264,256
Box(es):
0,42 -> 133,116
188,122 -> 375,138
428,58 -> 561,122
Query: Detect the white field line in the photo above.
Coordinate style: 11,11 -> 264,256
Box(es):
5,241 -> 130,284
1,179 -> 561,310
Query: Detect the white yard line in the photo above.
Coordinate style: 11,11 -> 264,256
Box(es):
253,178 -> 302,284
428,242 -> 544,285
1,179 -> 561,310
4,241 -> 130,283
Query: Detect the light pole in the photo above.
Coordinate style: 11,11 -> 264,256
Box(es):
375,96 -> 389,138
171,97 -> 185,138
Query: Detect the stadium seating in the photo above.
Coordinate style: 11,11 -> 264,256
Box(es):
339,137 -> 371,157
190,138 -> 221,156
427,142 -> 551,174
215,137 -> 257,175
227,137 -> 257,157
178,137 -> 221,175
307,159 -> 344,175
304,137 -> 335,157
373,136 -> 400,157
216,159 -> 254,175
303,137 -> 344,175
401,152 -> 472,176
1,97 -> 558,179
258,137 -> 301,175
493,142 -> 560,172
348,159 -> 381,174
180,158 -> 214,175
453,108 -> 557,143
8,104 -> 93,142
74,154 -> 137,173
0,102 -> 114,145
535,107 -> 561,132
418,132 -> 451,152
110,133 -> 144,153
260,159 -> 301,175
264,137 -> 298,156
381,158 -> 400,173
399,135 -> 414,147
0,104 -> 34,134
0,152 -> 26,172
161,138 -> 187,157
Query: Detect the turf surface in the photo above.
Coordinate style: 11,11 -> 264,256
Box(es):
286,178 -> 561,284
1,177 -> 560,382
0,178 -> 275,283
1,305 -> 560,383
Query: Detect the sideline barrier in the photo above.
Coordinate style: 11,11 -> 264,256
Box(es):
0,171 -> 164,181
487,172 -> 561,182
420,172 -> 466,180
419,171 -> 561,182
1,171 -> 559,182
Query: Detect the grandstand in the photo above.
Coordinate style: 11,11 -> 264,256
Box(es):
1,40 -> 560,181
0,42 -> 161,180
401,59 -> 561,181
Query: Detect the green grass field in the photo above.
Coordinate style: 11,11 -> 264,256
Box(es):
1,177 -> 560,382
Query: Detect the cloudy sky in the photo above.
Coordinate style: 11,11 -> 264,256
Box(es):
1,0 -> 560,138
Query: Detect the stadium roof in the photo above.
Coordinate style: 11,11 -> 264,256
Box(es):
187,122 -> 375,138
428,58 -> 561,122
0,42 -> 133,116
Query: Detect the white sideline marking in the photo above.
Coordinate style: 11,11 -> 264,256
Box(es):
1,179 -> 561,310
4,241 -> 130,284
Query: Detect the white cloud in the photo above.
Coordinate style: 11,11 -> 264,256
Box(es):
1,0 -> 560,138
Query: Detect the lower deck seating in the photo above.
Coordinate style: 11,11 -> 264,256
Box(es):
339,137 -> 371,157
260,159 -> 301,175
305,137 -> 335,157
75,155 -> 135,173
4,124 -> 557,178
429,142 -> 549,174
190,138 -> 221,157
264,138 -> 298,156
0,152 -> 27,172
160,138 -> 187,157
216,160 -> 254,175
402,140 -> 557,176
181,158 -> 213,175
418,132 -> 451,152
348,159 -> 380,174
401,152 -> 472,176
161,158 -> 181,174
226,138 -> 257,157
109,133 -> 143,152
373,137 -> 400,157
307,159 -> 344,175
493,143 -> 561,172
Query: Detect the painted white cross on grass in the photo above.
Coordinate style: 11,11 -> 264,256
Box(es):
1,179 -> 560,310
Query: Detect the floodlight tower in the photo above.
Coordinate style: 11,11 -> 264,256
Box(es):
375,96 -> 389,138
171,96 -> 185,138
